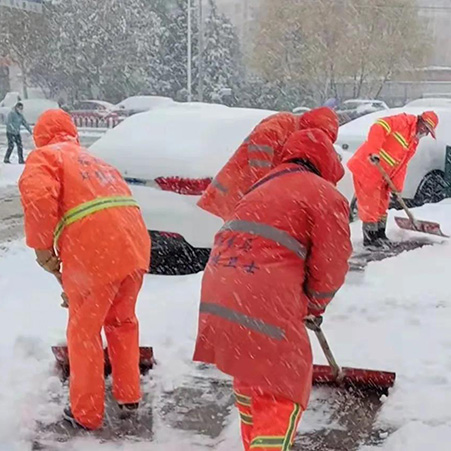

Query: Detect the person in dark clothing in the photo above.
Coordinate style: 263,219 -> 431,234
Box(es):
4,102 -> 32,164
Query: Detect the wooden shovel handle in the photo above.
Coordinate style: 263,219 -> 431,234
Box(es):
372,157 -> 417,225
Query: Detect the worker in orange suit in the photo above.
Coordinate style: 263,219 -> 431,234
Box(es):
347,111 -> 438,248
198,107 -> 340,221
18,109 -> 151,430
194,114 -> 352,450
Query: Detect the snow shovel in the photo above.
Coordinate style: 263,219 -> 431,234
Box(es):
372,157 -> 448,238
306,317 -> 396,395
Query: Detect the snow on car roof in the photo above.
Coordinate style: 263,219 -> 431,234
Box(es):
343,99 -> 383,104
406,98 -> 451,108
83,100 -> 115,109
114,96 -> 175,110
90,105 -> 275,180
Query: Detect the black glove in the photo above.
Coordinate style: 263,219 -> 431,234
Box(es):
369,154 -> 380,165
305,315 -> 323,331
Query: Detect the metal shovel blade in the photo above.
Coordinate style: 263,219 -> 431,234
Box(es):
395,217 -> 449,238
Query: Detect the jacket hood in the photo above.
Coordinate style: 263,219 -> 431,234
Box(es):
33,109 -> 79,147
280,129 -> 345,185
297,107 -> 339,143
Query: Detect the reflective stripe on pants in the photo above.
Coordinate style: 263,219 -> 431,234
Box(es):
234,379 -> 303,451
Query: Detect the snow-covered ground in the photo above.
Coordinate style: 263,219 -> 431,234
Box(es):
1,199 -> 451,449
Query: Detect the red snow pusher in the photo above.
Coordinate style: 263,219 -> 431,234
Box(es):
52,346 -> 155,380
373,158 -> 448,239
306,318 -> 396,396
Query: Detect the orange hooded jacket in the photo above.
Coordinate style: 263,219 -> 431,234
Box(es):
19,109 -> 150,293
197,108 -> 340,220
194,125 -> 351,408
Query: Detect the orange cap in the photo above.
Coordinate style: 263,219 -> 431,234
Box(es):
420,111 -> 439,139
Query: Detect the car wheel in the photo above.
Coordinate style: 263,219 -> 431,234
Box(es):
349,196 -> 359,222
148,231 -> 210,276
414,171 -> 447,206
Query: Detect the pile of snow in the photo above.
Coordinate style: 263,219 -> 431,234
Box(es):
1,201 -> 451,448
0,164 -> 24,189
405,98 -> 451,109
90,106 -> 275,180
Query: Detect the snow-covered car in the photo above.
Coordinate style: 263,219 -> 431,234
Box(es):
90,105 -> 354,273
292,106 -> 311,115
0,98 -> 59,125
70,100 -> 120,128
71,100 -> 116,117
337,107 -> 451,214
0,91 -> 21,108
405,98 -> 451,108
112,96 -> 175,117
337,99 -> 389,123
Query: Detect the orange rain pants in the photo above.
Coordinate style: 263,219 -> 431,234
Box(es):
353,176 -> 390,225
66,270 -> 145,430
233,380 -> 303,451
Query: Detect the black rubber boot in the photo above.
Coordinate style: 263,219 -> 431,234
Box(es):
62,407 -> 89,430
119,402 -> 139,420
377,227 -> 390,243
363,230 -> 383,248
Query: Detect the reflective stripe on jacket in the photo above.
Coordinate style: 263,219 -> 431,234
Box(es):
54,196 -> 139,248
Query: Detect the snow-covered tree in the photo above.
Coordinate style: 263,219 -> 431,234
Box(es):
0,6 -> 49,98
200,0 -> 243,104
34,0 -> 164,103
153,0 -> 200,101
252,0 -> 428,102
1,0 -> 248,106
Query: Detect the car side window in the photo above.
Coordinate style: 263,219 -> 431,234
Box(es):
80,102 -> 94,110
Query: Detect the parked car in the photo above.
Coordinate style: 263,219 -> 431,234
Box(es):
70,100 -> 120,128
337,107 -> 451,218
112,96 -> 175,117
405,98 -> 451,108
292,106 -> 311,115
337,99 -> 389,123
71,100 -> 115,117
90,105 -> 353,274
0,91 -> 21,107
0,98 -> 59,125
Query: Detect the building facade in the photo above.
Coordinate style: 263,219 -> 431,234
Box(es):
417,0 -> 451,66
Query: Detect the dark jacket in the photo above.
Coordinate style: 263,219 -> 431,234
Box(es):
6,109 -> 32,135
